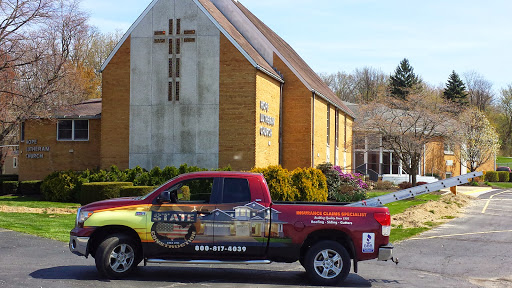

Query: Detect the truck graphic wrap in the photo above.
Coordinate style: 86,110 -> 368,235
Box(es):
150,211 -> 198,249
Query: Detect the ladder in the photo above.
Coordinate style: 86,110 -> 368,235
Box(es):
347,171 -> 484,207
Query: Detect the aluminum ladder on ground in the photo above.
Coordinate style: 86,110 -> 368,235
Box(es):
347,171 -> 484,207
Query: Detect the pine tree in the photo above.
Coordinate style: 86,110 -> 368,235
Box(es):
443,70 -> 468,105
389,58 -> 421,100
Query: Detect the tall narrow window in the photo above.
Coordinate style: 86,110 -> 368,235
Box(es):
176,58 -> 180,78
176,38 -> 181,54
168,58 -> 173,77
175,81 -> 180,101
335,111 -> 339,148
169,39 -> 173,54
169,19 -> 174,35
344,115 -> 347,150
168,82 -> 173,101
20,122 -> 25,142
327,104 -> 330,144
176,19 -> 181,34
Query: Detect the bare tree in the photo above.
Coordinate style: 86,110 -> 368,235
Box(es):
498,84 -> 512,155
448,108 -> 499,172
463,71 -> 494,111
0,0 -> 90,146
353,67 -> 388,103
357,92 -> 457,185
319,71 -> 357,102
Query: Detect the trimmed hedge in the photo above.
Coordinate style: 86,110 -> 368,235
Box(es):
79,182 -> 134,205
1,181 -> 19,195
497,171 -> 509,182
484,171 -> 498,182
41,171 -> 85,202
119,186 -> 156,198
19,181 -> 43,195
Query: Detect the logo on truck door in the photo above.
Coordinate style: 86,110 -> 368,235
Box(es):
150,211 -> 197,249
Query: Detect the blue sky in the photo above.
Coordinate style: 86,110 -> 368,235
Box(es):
80,0 -> 512,92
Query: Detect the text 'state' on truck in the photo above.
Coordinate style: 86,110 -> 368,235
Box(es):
70,171 -> 395,285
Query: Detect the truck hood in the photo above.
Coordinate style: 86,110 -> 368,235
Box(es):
80,197 -> 144,211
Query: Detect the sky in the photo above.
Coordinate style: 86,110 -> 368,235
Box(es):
80,0 -> 512,92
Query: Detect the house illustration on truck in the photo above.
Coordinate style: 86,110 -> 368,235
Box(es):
200,201 -> 285,238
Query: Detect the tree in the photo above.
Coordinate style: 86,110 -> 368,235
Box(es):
450,108 -> 499,172
319,71 -> 357,102
0,0 -> 90,146
443,70 -> 468,106
389,58 -> 421,100
498,84 -> 512,155
357,91 -> 457,185
463,71 -> 493,111
353,67 -> 388,103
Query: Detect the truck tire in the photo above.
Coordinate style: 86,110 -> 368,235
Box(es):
95,234 -> 140,279
304,240 -> 351,285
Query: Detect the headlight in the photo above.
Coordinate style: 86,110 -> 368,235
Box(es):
76,208 -> 94,227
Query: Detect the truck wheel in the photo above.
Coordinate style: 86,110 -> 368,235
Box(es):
304,240 -> 351,285
95,234 -> 139,279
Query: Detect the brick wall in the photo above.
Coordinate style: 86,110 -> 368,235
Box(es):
254,71 -> 280,168
273,54 -> 312,170
219,34 -> 257,171
100,37 -> 131,170
18,119 -> 101,181
313,97 -> 328,167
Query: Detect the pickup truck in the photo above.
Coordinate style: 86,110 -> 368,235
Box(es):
69,171 -> 394,285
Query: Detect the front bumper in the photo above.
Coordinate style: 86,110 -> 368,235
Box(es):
378,244 -> 394,261
69,235 -> 90,257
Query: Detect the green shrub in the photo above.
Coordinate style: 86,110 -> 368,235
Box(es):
316,163 -> 342,200
251,165 -> 298,201
19,181 -> 43,195
162,166 -> 179,181
119,186 -> 155,197
181,185 -> 191,200
41,171 -> 85,202
1,181 -> 19,195
484,171 -> 498,182
79,182 -> 133,205
125,166 -> 146,182
149,166 -> 165,185
497,171 -> 509,182
374,180 -> 394,190
291,167 -> 327,202
509,173 -> 512,182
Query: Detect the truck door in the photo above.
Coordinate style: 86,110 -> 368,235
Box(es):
211,177 -> 267,258
146,177 -> 219,259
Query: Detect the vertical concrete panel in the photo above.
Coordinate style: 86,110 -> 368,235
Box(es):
131,38 -> 152,106
173,105 -> 198,154
130,105 -> 152,154
131,9 -> 153,38
197,7 -> 220,36
152,0 -> 173,33
196,105 -> 219,154
180,38 -> 198,105
151,105 -> 167,154
175,0 -> 198,29
130,154 -> 151,170
197,35 -> 219,105
151,38 -> 168,106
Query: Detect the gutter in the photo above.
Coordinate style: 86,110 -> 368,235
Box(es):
312,92 -> 315,167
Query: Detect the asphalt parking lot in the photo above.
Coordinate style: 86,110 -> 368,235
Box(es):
1,189 -> 511,288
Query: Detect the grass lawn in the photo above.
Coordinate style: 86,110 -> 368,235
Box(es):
497,156 -> 512,168
0,212 -> 75,242
0,195 -> 80,209
489,182 -> 512,189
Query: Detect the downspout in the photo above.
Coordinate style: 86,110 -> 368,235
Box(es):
312,92 -> 315,167
279,82 -> 283,166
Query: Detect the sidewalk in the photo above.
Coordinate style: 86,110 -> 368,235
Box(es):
440,186 -> 494,197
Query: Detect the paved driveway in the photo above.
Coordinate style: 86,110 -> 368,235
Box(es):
1,190 -> 511,288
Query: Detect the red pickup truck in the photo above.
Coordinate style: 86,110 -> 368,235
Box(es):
69,171 -> 393,285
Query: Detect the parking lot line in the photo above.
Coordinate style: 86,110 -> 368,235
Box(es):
409,229 -> 512,240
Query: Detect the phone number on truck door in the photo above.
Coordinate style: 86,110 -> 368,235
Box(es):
194,245 -> 247,252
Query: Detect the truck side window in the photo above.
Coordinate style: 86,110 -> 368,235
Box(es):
222,178 -> 251,203
176,178 -> 214,203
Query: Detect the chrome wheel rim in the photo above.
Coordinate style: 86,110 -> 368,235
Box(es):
109,244 -> 135,273
313,249 -> 343,279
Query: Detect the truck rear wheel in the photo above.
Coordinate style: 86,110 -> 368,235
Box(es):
304,240 -> 351,285
95,234 -> 139,279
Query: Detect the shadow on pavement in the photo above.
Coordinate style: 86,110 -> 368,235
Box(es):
30,265 -> 373,287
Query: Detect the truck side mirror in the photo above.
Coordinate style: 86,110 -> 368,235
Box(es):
157,191 -> 171,203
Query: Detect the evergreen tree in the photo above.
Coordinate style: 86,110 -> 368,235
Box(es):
443,70 -> 468,105
389,58 -> 421,100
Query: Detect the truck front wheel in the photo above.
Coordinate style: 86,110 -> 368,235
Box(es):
304,240 -> 351,285
95,234 -> 139,279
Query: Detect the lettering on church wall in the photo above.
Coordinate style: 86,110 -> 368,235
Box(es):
259,101 -> 274,138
